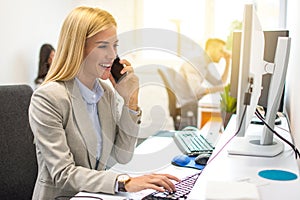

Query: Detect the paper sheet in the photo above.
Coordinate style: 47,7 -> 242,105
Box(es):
205,181 -> 260,200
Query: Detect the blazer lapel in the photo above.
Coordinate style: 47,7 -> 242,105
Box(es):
97,87 -> 114,168
65,80 -> 98,167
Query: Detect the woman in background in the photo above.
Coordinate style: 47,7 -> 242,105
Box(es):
34,43 -> 55,88
29,6 -> 179,200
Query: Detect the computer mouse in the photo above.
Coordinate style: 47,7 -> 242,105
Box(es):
194,153 -> 211,165
171,154 -> 191,166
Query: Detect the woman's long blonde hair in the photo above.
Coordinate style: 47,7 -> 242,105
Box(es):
43,6 -> 117,85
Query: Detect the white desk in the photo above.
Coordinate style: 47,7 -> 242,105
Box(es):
75,115 -> 300,199
192,115 -> 300,199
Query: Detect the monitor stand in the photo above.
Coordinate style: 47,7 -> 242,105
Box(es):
227,136 -> 284,157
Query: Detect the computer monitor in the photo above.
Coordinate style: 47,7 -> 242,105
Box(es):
235,3 -> 265,138
230,30 -> 289,115
259,30 -> 289,113
227,4 -> 291,157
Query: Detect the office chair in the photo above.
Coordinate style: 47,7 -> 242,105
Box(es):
0,85 -> 37,200
157,68 -> 198,130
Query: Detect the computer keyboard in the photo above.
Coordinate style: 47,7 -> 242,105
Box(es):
174,131 -> 214,156
142,172 -> 201,200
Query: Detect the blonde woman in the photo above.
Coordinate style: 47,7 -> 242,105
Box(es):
29,6 -> 179,200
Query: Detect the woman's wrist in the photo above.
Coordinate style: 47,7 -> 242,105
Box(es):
128,104 -> 138,111
128,106 -> 142,116
126,95 -> 139,111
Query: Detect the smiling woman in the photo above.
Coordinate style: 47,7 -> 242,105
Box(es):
28,6 -> 180,200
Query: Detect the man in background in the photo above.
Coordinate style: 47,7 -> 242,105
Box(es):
180,38 -> 231,100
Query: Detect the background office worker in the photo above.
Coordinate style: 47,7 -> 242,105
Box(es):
29,6 -> 179,200
180,38 -> 231,99
34,43 -> 55,88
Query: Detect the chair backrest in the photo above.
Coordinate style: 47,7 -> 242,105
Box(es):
157,68 -> 198,130
157,68 -> 179,121
0,84 -> 37,200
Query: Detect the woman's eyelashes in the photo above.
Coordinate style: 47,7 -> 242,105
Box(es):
97,42 -> 118,49
98,45 -> 107,49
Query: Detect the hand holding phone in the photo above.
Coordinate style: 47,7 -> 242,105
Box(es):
111,56 -> 127,83
111,58 -> 140,108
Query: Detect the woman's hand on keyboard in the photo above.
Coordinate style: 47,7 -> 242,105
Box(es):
125,173 -> 180,193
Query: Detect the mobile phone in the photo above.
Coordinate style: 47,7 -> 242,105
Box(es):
111,56 -> 127,83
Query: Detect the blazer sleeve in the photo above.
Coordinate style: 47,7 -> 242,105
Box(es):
99,82 -> 141,164
110,105 -> 140,163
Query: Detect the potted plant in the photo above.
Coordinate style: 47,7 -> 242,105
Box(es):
220,84 -> 237,128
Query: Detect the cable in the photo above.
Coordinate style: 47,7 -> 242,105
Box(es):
281,112 -> 297,145
54,195 -> 103,200
206,105 -> 248,165
255,109 -> 300,159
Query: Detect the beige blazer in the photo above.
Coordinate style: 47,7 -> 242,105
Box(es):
29,79 -> 140,200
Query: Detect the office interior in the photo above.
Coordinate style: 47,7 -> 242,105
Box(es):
1,0 -> 300,198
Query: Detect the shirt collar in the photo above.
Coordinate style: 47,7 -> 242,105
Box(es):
75,78 -> 103,104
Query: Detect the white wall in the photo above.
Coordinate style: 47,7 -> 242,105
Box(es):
0,0 -> 71,86
286,0 -> 300,165
0,0 -> 138,88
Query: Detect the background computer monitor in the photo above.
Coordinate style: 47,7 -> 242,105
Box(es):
227,4 -> 291,157
230,30 -> 289,114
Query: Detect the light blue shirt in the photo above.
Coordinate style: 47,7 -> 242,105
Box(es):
75,78 -> 103,161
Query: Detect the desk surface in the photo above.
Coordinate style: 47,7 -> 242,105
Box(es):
193,116 -> 300,200
75,116 -> 300,200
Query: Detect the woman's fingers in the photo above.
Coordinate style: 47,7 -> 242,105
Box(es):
125,174 -> 180,193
